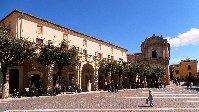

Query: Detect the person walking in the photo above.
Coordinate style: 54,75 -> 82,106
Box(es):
147,90 -> 154,107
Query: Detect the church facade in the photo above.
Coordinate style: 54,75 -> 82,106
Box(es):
128,34 -> 170,84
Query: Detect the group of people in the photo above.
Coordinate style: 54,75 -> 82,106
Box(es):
28,80 -> 43,97
54,76 -> 80,95
147,81 -> 166,89
186,81 -> 193,90
104,80 -> 119,93
173,77 -> 181,86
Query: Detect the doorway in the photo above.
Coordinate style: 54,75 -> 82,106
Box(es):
9,69 -> 19,94
30,74 -> 40,89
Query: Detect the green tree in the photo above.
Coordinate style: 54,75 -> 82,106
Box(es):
54,41 -> 79,76
0,23 -> 36,98
150,66 -> 165,82
36,41 -> 55,92
37,41 -> 55,67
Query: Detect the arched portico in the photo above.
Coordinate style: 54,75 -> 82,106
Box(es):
81,63 -> 94,91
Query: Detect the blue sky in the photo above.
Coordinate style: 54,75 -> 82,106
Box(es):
0,0 -> 199,70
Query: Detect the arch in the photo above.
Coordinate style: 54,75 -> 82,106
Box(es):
28,71 -> 43,89
81,63 -> 94,91
28,71 -> 43,78
152,49 -> 157,58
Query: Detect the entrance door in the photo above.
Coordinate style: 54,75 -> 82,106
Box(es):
9,69 -> 19,94
31,74 -> 40,89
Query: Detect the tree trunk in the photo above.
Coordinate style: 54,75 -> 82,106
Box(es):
129,76 -> 131,89
1,65 -> 9,99
57,67 -> 63,77
118,74 -> 121,89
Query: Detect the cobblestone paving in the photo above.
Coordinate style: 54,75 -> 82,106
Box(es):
1,83 -> 199,112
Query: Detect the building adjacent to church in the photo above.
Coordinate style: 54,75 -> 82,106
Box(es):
128,34 -> 170,84
170,59 -> 198,80
0,10 -> 127,97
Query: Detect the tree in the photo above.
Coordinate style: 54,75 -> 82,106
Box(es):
54,41 -> 79,77
37,41 -> 55,68
0,23 -> 36,98
150,66 -> 165,82
36,41 -> 55,92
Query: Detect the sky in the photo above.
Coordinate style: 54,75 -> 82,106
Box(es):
0,0 -> 199,70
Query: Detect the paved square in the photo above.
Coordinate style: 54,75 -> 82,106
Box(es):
1,84 -> 199,112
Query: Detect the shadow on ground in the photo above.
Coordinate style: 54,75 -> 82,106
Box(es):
138,105 -> 151,107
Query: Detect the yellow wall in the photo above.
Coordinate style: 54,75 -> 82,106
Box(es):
172,60 -> 198,79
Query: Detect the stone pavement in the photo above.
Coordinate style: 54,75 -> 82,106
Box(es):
1,83 -> 199,112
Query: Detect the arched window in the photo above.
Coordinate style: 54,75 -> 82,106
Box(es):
188,65 -> 191,70
152,49 -> 157,58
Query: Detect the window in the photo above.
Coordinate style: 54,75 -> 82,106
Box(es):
111,56 -> 114,60
83,49 -> 87,61
111,47 -> 113,54
99,44 -> 101,50
83,49 -> 87,55
98,53 -> 102,60
36,38 -> 43,44
63,34 -> 68,41
175,70 -> 179,74
188,65 -> 191,70
37,25 -> 43,34
152,49 -> 157,58
83,39 -> 87,47
108,55 -> 110,59
119,58 -> 123,61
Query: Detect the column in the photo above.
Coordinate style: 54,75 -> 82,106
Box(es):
94,67 -> 99,91
47,66 -> 53,94
2,68 -> 9,98
77,65 -> 82,90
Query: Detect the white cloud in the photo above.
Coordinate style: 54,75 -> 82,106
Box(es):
166,28 -> 199,47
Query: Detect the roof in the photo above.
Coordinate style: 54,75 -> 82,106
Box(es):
1,9 -> 128,51
127,53 -> 142,56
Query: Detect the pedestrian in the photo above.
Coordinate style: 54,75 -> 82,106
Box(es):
104,80 -> 108,91
111,80 -> 115,92
55,80 -> 60,95
164,82 -> 166,88
107,81 -> 111,92
60,77 -> 65,94
114,82 -> 118,93
147,90 -> 154,107
190,82 -> 193,90
186,81 -> 190,90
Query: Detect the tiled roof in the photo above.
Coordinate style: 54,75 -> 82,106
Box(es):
1,9 -> 128,51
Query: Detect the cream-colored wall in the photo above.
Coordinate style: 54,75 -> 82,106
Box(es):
17,16 -> 63,46
8,12 -> 127,62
